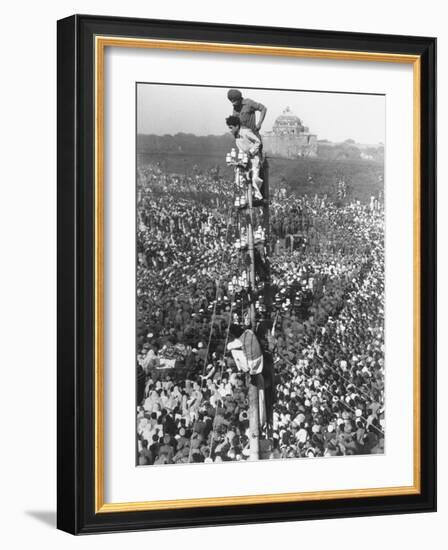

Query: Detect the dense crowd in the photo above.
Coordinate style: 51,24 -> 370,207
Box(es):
136,162 -> 385,465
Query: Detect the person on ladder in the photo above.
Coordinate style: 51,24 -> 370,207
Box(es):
226,115 -> 263,200
227,323 -> 264,377
226,323 -> 267,428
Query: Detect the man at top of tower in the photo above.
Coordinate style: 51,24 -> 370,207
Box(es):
227,89 -> 267,137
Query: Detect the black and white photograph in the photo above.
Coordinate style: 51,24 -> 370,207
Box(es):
0,0 -> 440,542
135,83 -> 385,466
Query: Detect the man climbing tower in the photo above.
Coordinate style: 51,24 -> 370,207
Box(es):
226,115 -> 263,200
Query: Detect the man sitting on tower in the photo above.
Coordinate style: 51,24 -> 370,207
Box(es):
226,115 -> 263,200
227,88 -> 267,139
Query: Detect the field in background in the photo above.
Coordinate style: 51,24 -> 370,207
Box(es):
137,133 -> 383,203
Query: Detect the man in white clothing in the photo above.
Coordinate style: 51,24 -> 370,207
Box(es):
226,115 -> 263,200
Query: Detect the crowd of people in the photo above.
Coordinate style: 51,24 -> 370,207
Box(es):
136,162 -> 385,465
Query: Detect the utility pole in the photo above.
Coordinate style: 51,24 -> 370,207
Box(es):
226,151 -> 272,461
245,165 -> 260,461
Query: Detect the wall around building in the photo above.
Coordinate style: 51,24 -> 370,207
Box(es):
263,134 -> 318,158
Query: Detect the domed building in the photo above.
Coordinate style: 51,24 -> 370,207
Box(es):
263,107 -> 317,158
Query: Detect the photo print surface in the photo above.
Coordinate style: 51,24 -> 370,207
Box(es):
136,83 -> 385,467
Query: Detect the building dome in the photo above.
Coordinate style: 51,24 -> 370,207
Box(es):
272,107 -> 305,135
263,106 -> 317,158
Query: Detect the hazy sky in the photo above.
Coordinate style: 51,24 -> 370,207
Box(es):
137,83 -> 385,144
